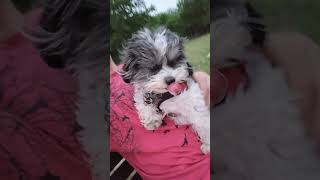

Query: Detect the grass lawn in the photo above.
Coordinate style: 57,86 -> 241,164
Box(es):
184,33 -> 210,73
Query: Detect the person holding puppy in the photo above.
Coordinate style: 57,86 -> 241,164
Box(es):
110,31 -> 320,179
110,56 -> 211,179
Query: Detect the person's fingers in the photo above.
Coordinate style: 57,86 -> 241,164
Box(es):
193,71 -> 210,106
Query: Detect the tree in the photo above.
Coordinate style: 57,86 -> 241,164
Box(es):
110,0 -> 155,62
110,0 -> 210,61
177,0 -> 210,37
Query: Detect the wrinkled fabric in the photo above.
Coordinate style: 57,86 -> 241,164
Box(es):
110,71 -> 210,180
0,33 -> 92,180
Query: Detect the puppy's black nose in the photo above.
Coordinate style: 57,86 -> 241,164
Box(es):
164,76 -> 175,85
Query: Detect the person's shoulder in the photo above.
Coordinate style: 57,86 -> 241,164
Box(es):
267,32 -> 311,40
110,64 -> 128,86
110,66 -> 126,88
265,32 -> 316,49
110,67 -> 134,100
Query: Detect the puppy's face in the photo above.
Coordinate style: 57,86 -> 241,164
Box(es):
120,27 -> 193,93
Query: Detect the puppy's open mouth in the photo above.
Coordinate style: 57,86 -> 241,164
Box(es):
166,81 -> 188,96
143,81 -> 188,113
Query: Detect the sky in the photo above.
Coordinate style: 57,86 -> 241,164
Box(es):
144,0 -> 178,14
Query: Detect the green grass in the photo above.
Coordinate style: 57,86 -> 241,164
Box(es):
184,33 -> 210,73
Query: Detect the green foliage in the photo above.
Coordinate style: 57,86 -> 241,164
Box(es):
147,10 -> 182,34
110,0 -> 155,62
177,0 -> 210,37
147,0 -> 210,37
110,0 -> 210,62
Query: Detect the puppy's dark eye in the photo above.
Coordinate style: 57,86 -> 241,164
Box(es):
150,64 -> 162,72
168,54 -> 185,68
167,61 -> 176,68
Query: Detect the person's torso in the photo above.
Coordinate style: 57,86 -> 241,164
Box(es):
110,71 -> 210,180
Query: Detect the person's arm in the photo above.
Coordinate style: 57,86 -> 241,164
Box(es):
263,32 -> 320,143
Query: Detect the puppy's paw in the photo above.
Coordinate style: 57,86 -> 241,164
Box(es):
201,143 -> 210,154
159,98 -> 179,114
140,113 -> 163,130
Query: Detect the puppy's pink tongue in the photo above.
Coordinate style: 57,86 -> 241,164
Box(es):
167,82 -> 187,96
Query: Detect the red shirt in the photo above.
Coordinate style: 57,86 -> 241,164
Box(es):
0,33 -> 92,179
110,71 -> 210,180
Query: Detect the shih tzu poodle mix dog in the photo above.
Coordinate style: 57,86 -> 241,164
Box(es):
120,27 -> 210,154
213,2 -> 320,179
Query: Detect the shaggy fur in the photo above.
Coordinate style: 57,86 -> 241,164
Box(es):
212,4 -> 320,180
120,27 -> 210,154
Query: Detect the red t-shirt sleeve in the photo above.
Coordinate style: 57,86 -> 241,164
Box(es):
109,70 -> 210,180
109,71 -> 137,152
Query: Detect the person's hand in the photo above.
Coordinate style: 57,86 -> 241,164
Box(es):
263,32 -> 320,143
193,71 -> 210,106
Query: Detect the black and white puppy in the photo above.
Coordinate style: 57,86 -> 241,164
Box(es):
120,27 -> 210,154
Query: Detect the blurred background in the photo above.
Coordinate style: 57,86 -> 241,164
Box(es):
110,0 -> 210,73
10,0 -> 320,71
10,0 -> 210,73
250,0 -> 320,43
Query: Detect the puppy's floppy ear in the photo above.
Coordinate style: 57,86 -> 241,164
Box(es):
122,73 -> 132,83
121,58 -> 135,83
187,62 -> 194,76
